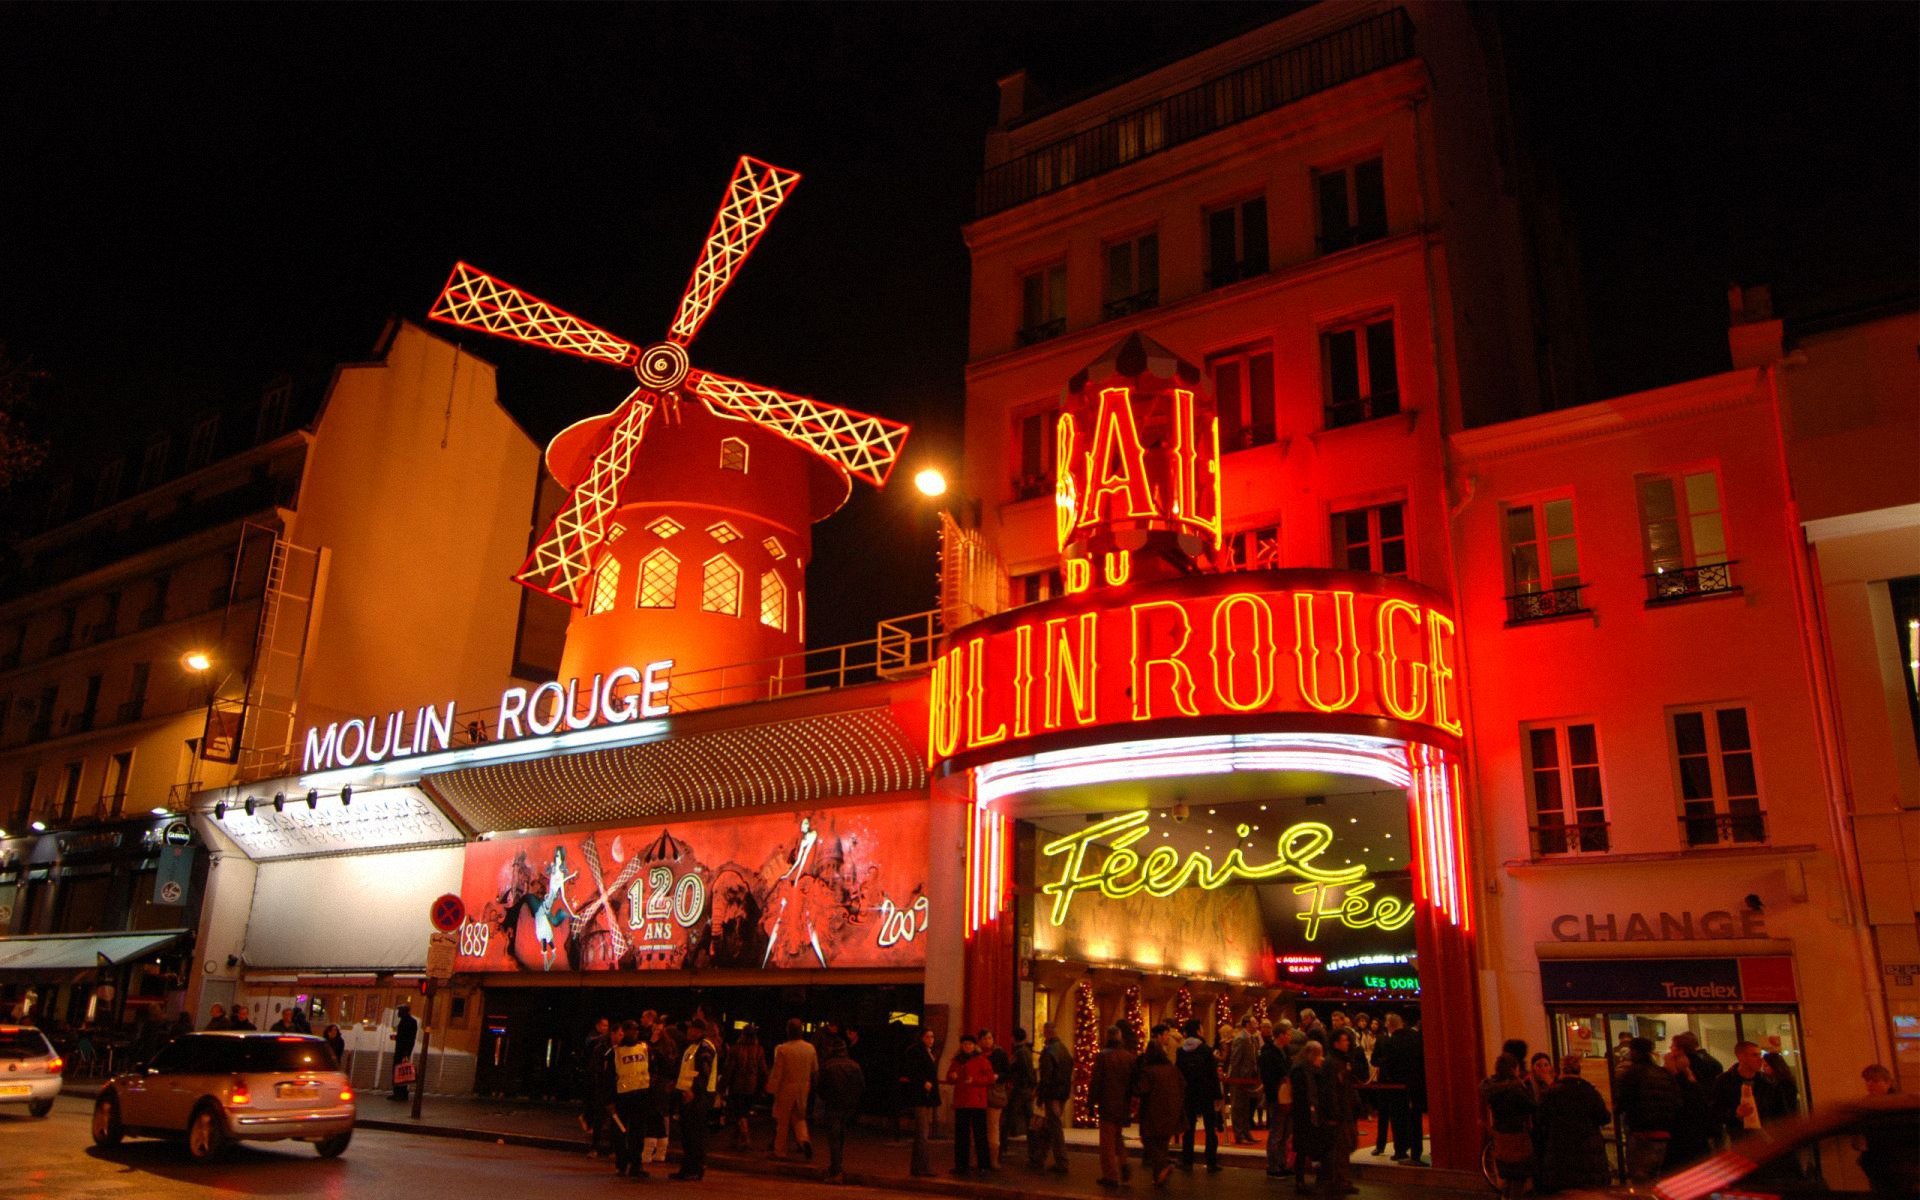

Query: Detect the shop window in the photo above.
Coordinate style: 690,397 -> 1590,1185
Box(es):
1208,345 -> 1275,450
1315,156 -> 1387,254
636,549 -> 678,609
587,557 -> 620,616
1330,502 -> 1407,577
1523,722 -> 1609,856
1019,262 -> 1067,345
1012,405 -> 1060,499
1225,524 -> 1281,571
718,438 -> 749,473
1502,497 -> 1585,622
646,516 -> 683,539
1322,315 -> 1399,429
701,554 -> 742,616
1205,195 -> 1268,289
1638,467 -> 1736,602
1670,705 -> 1766,846
1102,232 -> 1159,319
759,570 -> 787,632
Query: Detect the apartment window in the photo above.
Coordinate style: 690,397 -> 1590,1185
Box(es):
637,549 -> 679,609
88,592 -> 121,644
103,751 -> 132,818
1102,232 -> 1159,319
186,414 -> 220,469
1012,406 -> 1060,499
587,558 -> 620,616
1672,705 -> 1766,846
13,768 -> 35,830
1019,263 -> 1067,345
121,661 -> 149,723
718,438 -> 749,473
1014,569 -> 1062,607
1322,316 -> 1399,428
49,604 -> 77,655
140,573 -> 171,628
1502,497 -> 1585,622
58,761 -> 82,821
759,570 -> 787,632
93,458 -> 124,509
701,555 -> 742,616
1114,109 -> 1166,163
1225,525 -> 1281,571
29,685 -> 56,742
137,437 -> 171,490
1638,468 -> 1735,601
1209,346 -> 1276,450
1331,502 -> 1407,577
1205,196 -> 1268,289
1524,722 -> 1609,855
256,380 -> 292,442
77,674 -> 101,733
1315,156 -> 1387,254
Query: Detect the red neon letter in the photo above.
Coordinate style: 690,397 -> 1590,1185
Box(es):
1211,592 -> 1278,713
1292,591 -> 1362,713
1077,387 -> 1154,532
1130,600 -> 1199,722
1427,610 -> 1462,735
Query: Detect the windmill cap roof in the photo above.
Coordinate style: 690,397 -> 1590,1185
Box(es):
1066,331 -> 1204,396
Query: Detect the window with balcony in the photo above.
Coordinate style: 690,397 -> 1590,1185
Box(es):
718,437 -> 749,473
1672,705 -> 1766,846
1012,405 -> 1060,500
49,605 -> 77,656
1503,497 -> 1585,622
1019,263 -> 1067,345
13,768 -> 35,830
137,437 -> 171,490
102,751 -> 132,819
186,414 -> 220,469
77,674 -> 101,733
637,549 -> 679,609
58,761 -> 81,822
587,557 -> 620,616
1208,345 -> 1275,450
93,458 -> 124,509
701,554 -> 742,616
86,592 -> 121,645
1225,524 -> 1281,571
120,662 -> 149,724
1205,196 -> 1268,289
1638,468 -> 1736,602
1114,108 -> 1167,163
1330,502 -> 1407,577
759,570 -> 787,632
1315,156 -> 1387,254
1322,315 -> 1399,429
1102,232 -> 1159,320
1524,721 -> 1609,855
139,572 -> 171,628
29,685 -> 56,743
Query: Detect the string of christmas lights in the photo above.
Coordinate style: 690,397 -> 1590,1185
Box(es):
1173,986 -> 1193,1027
1213,991 -> 1232,1039
1123,986 -> 1146,1056
1071,980 -> 1098,1128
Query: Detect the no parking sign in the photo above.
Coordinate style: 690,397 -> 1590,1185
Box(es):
429,893 -> 466,933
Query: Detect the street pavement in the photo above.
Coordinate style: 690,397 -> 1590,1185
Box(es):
8,1091 -> 1490,1200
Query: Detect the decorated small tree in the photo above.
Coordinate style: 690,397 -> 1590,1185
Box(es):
1173,985 -> 1193,1027
1213,991 -> 1233,1040
1070,980 -> 1098,1127
1123,985 -> 1146,1056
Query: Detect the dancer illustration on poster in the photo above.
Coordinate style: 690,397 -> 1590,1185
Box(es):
534,846 -> 577,971
761,815 -> 827,968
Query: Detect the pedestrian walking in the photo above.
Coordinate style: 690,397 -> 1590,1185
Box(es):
1289,1040 -> 1329,1195
1319,1030 -> 1361,1197
722,1025 -> 766,1150
612,1020 -> 653,1179
981,1029 -> 1010,1165
644,1017 -> 677,1171
1004,1027 -> 1036,1154
1134,1035 -> 1187,1188
945,1031 -> 995,1176
1260,1020 -> 1293,1177
583,1018 -> 619,1158
818,1036 -> 865,1184
1090,1023 -> 1138,1188
1482,1053 -> 1537,1200
1538,1055 -> 1610,1191
1710,1040 -> 1790,1144
1175,1018 -> 1223,1171
1617,1037 -> 1681,1183
1029,1022 -> 1072,1174
388,1003 -> 418,1102
899,1027 -> 940,1177
671,1018 -> 719,1181
766,1017 -> 818,1161
1226,1015 -> 1262,1144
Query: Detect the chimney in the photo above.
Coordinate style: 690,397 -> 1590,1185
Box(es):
996,70 -> 1032,125
1726,283 -> 1783,369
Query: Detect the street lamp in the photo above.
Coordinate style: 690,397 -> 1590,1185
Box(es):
913,466 -> 949,498
181,650 -> 213,673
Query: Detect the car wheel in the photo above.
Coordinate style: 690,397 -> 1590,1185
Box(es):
314,1131 -> 352,1158
91,1093 -> 124,1146
28,1097 -> 53,1118
186,1103 -> 228,1162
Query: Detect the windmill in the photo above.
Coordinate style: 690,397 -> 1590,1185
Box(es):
429,156 -> 911,607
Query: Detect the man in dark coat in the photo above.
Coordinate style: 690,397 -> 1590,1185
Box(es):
1088,1024 -> 1137,1187
1539,1055 -> 1611,1190
1374,1014 -> 1426,1163
389,1003 -> 419,1101
1259,1021 -> 1293,1177
1175,1019 -> 1223,1172
1133,1039 -> 1187,1187
1616,1037 -> 1682,1184
818,1037 -> 865,1184
1029,1023 -> 1072,1173
897,1027 -> 940,1178
1709,1040 -> 1791,1144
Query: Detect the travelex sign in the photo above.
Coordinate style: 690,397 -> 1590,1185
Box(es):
302,661 -> 672,773
929,573 -> 1461,768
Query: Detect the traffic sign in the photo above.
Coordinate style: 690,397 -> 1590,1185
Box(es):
426,931 -> 457,982
429,893 -> 466,933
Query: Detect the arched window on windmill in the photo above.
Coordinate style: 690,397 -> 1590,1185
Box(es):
637,548 -> 679,609
759,569 -> 787,632
701,554 -> 742,616
719,437 -> 749,473
588,556 -> 621,615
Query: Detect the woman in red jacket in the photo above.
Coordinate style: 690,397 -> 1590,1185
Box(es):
945,1032 -> 997,1175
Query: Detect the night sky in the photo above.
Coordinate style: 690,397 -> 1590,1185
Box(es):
2,3 -> 1913,647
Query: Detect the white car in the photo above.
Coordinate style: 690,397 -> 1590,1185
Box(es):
92,1031 -> 355,1161
0,1025 -> 63,1117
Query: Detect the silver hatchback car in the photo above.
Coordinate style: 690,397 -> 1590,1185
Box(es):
92,1031 -> 355,1161
0,1025 -> 63,1117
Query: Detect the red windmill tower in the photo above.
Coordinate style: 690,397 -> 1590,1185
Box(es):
429,156 -> 910,692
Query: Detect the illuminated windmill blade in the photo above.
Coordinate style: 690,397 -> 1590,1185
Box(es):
430,262 -> 639,367
516,392 -> 657,604
688,369 -> 910,488
666,156 -> 803,346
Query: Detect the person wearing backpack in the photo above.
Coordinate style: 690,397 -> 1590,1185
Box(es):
1029,1023 -> 1072,1173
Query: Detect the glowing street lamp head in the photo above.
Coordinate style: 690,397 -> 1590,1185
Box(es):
913,467 -> 949,498
182,650 -> 213,673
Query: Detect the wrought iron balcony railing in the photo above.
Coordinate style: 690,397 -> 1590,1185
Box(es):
1647,560 -> 1738,603
1681,808 -> 1768,848
1531,820 -> 1611,858
975,8 -> 1416,217
1324,388 -> 1401,430
1505,584 -> 1589,624
1316,220 -> 1389,256
1204,257 -> 1270,291
1101,288 -> 1159,320
1016,317 -> 1066,347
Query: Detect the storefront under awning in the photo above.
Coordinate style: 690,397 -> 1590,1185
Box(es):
242,847 -> 462,970
0,930 -> 189,974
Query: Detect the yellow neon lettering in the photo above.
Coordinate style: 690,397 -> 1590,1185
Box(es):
1102,550 -> 1131,586
1375,598 -> 1429,721
1063,556 -> 1092,595
1293,880 -> 1418,940
1292,591 -> 1362,713
928,649 -> 963,763
1011,622 -> 1034,739
1169,389 -> 1197,524
1130,600 -> 1199,721
1054,413 -> 1079,551
1042,612 -> 1099,729
1077,387 -> 1154,531
964,637 -> 1007,749
1211,592 -> 1277,712
1427,610 -> 1462,734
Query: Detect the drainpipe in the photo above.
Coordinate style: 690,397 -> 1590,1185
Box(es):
1763,359 -> 1895,1068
